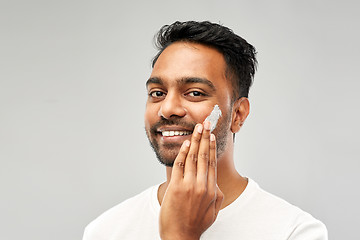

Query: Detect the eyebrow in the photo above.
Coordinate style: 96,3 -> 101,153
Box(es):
178,77 -> 216,91
146,77 -> 163,87
146,77 -> 216,91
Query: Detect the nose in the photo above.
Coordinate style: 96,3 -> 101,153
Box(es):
158,92 -> 186,119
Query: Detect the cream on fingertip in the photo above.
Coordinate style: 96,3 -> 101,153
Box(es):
197,124 -> 203,134
204,120 -> 211,131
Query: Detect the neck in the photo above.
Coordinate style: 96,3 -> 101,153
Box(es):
158,141 -> 248,209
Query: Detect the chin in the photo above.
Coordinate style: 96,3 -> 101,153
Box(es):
156,155 -> 176,167
155,149 -> 179,167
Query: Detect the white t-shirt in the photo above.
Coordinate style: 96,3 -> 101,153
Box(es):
83,179 -> 327,240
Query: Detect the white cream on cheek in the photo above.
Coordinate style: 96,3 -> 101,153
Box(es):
205,105 -> 222,132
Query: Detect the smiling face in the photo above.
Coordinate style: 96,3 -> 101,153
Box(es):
145,42 -> 234,166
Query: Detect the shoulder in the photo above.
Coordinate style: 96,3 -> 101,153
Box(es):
82,184 -> 160,240
247,179 -> 328,239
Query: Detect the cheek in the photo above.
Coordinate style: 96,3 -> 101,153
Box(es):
187,102 -> 232,132
187,104 -> 218,123
144,104 -> 158,128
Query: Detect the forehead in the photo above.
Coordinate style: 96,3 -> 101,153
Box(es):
150,42 -> 228,87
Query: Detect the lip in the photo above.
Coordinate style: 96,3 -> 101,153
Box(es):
158,133 -> 193,144
157,125 -> 194,132
155,125 -> 194,144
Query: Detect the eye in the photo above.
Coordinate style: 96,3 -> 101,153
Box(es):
187,91 -> 204,97
149,91 -> 166,98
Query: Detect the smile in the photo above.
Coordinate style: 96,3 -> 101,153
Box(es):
161,130 -> 192,137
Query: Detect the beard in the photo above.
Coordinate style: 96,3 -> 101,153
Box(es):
146,112 -> 231,167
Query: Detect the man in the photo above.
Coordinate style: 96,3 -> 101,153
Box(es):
83,21 -> 327,239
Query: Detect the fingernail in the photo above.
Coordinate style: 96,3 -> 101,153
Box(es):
210,134 -> 215,141
204,120 -> 211,131
184,140 -> 190,147
197,124 -> 203,134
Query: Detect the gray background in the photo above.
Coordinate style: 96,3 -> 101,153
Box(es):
1,0 -> 359,239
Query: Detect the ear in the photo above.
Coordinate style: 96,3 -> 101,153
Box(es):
230,97 -> 250,133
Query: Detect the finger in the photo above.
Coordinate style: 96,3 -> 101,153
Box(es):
207,133 -> 217,189
197,120 -> 211,183
172,140 -> 190,181
183,124 -> 203,180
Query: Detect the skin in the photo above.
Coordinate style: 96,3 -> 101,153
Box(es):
144,42 -> 250,239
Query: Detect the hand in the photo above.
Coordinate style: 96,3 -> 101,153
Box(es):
159,121 -> 224,240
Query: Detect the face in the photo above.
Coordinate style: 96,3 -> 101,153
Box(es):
145,42 -> 234,166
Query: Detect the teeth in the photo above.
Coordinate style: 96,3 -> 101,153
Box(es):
161,131 -> 191,136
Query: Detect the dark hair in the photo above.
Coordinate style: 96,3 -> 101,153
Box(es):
152,21 -> 257,100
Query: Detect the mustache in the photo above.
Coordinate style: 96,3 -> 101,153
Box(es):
150,117 -> 197,134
